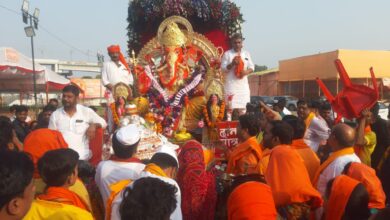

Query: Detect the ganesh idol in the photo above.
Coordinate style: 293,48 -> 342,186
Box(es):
133,16 -> 225,138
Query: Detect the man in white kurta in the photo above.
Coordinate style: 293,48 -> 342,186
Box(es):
95,125 -> 145,208
109,145 -> 182,220
221,34 -> 254,112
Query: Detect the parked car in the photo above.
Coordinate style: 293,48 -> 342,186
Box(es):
378,101 -> 389,119
272,96 -> 298,111
250,96 -> 275,106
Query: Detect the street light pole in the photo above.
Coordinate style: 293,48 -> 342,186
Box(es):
29,15 -> 37,107
22,0 -> 39,109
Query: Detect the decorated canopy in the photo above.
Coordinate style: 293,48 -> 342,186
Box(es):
0,47 -> 70,92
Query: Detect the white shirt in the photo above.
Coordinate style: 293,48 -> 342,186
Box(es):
304,116 -> 330,152
282,107 -> 292,116
221,49 -> 254,109
317,153 -> 361,197
95,160 -> 145,208
101,61 -> 133,87
110,171 -> 182,220
48,104 -> 107,160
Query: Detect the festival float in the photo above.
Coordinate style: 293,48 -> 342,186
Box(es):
106,0 -> 244,159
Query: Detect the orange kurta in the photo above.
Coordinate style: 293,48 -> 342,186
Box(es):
325,175 -> 360,220
346,162 -> 386,209
227,136 -> 262,175
228,181 -> 277,220
265,145 -> 322,208
291,139 -> 320,183
24,128 -> 68,178
37,186 -> 90,212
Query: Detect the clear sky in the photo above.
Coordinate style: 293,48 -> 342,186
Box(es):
1,0 -> 390,71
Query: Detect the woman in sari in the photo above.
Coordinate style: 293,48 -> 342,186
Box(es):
177,140 -> 217,220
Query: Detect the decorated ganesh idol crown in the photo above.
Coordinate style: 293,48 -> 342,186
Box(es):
160,22 -> 187,47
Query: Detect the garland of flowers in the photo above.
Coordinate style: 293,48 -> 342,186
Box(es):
110,103 -> 120,126
203,100 -> 225,128
127,0 -> 244,53
146,68 -> 205,133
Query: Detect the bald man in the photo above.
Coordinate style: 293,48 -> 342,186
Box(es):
313,123 -> 361,196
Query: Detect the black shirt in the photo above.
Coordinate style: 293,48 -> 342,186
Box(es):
12,119 -> 30,142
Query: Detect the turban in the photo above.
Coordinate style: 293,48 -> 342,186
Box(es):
107,45 -> 121,54
106,44 -> 131,72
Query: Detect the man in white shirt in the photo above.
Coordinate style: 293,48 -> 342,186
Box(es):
221,34 -> 254,115
314,123 -> 361,197
95,124 -> 145,208
49,85 -> 107,160
110,145 -> 182,220
101,45 -> 133,93
298,100 -> 330,152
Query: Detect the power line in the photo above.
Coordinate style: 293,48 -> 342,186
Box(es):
0,3 -> 94,59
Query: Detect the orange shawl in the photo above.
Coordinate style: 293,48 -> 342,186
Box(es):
291,139 -> 320,183
23,129 -> 68,178
346,162 -> 386,209
227,136 -> 262,175
228,181 -> 277,220
234,56 -> 244,79
265,145 -> 323,207
325,175 -> 360,220
313,147 -> 355,187
37,186 -> 90,212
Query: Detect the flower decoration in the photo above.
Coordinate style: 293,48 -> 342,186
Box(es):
127,0 -> 244,54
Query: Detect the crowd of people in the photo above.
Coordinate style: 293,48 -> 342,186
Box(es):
1,35 -> 390,220
2,85 -> 390,220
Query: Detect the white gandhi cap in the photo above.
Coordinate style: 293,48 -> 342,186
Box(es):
115,124 -> 141,146
155,143 -> 179,166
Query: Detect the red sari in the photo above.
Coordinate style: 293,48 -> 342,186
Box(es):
177,140 -> 217,220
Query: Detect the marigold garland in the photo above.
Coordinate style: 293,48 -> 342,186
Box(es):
110,103 -> 120,126
203,101 -> 225,128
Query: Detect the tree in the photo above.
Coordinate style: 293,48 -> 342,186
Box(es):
95,74 -> 101,79
82,76 -> 92,79
254,65 -> 267,72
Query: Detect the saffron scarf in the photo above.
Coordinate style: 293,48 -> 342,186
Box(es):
228,181 -> 277,220
177,140 -> 217,220
346,162 -> 386,209
109,155 -> 142,163
292,139 -> 320,182
144,163 -> 168,177
325,175 -> 360,220
313,147 -> 355,187
305,112 -> 315,128
105,179 -> 133,220
227,136 -> 263,175
291,139 -> 310,149
37,186 -> 90,212
265,145 -> 323,208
